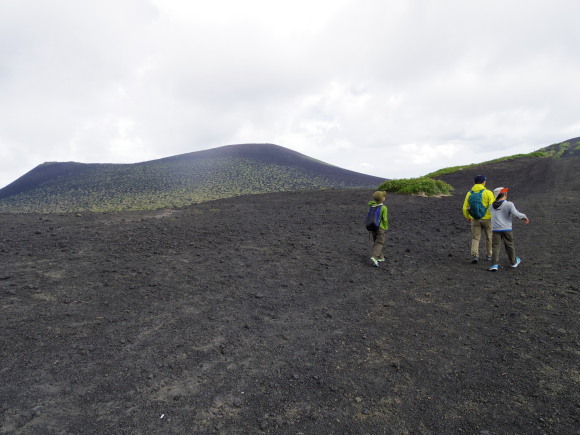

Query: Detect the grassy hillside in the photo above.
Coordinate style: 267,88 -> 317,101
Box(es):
536,136 -> 580,158
0,143 -> 386,213
376,138 -> 579,197
426,137 -> 579,178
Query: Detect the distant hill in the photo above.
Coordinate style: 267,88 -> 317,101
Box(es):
0,143 -> 386,213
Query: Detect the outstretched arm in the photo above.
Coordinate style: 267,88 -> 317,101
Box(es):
509,203 -> 528,223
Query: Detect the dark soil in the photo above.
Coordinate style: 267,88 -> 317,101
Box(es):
1,157 -> 578,434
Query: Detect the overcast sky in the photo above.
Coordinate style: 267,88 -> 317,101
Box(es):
1,0 -> 579,189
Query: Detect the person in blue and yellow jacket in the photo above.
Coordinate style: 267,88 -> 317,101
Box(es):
368,190 -> 389,267
462,175 -> 495,263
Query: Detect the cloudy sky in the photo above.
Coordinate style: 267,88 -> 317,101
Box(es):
1,0 -> 579,189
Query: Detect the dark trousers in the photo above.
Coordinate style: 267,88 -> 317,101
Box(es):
371,228 -> 385,259
492,231 -> 516,265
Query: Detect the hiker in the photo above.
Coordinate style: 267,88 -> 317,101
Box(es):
366,190 -> 389,267
488,187 -> 529,271
462,175 -> 495,263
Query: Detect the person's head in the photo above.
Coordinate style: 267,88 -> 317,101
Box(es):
474,175 -> 487,185
373,191 -> 386,203
493,187 -> 508,201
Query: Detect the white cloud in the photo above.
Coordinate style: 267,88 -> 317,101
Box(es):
1,0 -> 579,188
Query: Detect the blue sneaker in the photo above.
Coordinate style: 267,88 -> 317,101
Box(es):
511,257 -> 521,268
488,264 -> 499,272
371,257 -> 379,267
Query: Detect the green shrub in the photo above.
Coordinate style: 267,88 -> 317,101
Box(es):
378,177 -> 454,196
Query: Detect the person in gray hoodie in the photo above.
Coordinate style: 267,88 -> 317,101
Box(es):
488,187 -> 530,271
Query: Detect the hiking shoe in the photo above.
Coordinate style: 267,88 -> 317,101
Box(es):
471,255 -> 479,264
377,257 -> 386,262
371,257 -> 379,267
488,264 -> 499,272
486,255 -> 492,261
511,257 -> 521,268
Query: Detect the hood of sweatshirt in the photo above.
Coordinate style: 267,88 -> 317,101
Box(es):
368,201 -> 383,207
471,183 -> 486,192
492,200 -> 505,210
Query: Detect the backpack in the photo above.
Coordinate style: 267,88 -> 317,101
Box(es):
468,190 -> 487,219
365,205 -> 382,231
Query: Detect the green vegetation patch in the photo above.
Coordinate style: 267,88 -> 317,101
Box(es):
378,177 -> 454,196
542,142 -> 569,158
535,138 -> 580,158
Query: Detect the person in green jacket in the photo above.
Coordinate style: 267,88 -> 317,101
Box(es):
462,175 -> 495,263
368,190 -> 389,267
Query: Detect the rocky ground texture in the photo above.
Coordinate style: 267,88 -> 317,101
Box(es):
1,156 -> 578,434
